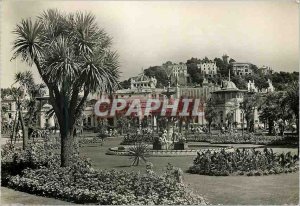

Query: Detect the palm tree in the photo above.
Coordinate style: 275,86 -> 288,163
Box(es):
12,9 -> 119,166
13,71 -> 46,149
129,142 -> 149,166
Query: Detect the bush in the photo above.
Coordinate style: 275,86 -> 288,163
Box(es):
6,165 -> 207,205
187,132 -> 298,145
2,142 -> 207,205
78,136 -> 105,146
121,133 -> 154,145
188,148 -> 298,176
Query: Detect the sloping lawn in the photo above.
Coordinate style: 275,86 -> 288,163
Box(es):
80,137 -> 299,205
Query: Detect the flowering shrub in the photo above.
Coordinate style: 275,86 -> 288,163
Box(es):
78,136 -> 104,147
1,141 -> 60,185
186,133 -> 297,145
2,142 -> 207,205
6,164 -> 207,205
121,133 -> 154,145
188,148 -> 298,176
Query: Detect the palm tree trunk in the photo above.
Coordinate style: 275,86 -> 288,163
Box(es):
60,126 -> 75,167
11,112 -> 18,144
19,110 -> 28,149
296,117 -> 299,135
15,117 -> 20,144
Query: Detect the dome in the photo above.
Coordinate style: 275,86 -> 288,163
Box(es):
221,80 -> 238,90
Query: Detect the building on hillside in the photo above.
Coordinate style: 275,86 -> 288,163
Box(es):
197,62 -> 218,77
164,63 -> 190,86
232,62 -> 253,76
130,73 -> 157,90
259,66 -> 273,75
86,73 -> 166,129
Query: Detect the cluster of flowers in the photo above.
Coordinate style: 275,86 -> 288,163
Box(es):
188,148 -> 298,176
1,141 -> 60,185
186,133 -> 296,145
210,133 -> 289,145
2,142 -> 207,205
78,136 -> 104,147
121,133 -> 154,145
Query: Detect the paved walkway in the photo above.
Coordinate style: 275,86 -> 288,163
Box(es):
1,187 -> 71,205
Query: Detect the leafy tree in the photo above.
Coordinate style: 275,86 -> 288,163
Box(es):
119,78 -> 131,89
259,92 -> 281,135
226,111 -> 234,130
270,71 -> 299,91
231,75 -> 247,89
2,87 -> 24,144
284,81 -> 299,134
12,10 -> 119,166
276,91 -> 293,136
239,93 -> 258,133
229,58 -> 236,63
205,97 -> 218,133
214,57 -> 228,77
186,57 -> 205,85
144,66 -> 168,87
250,64 -> 259,74
244,74 -> 269,91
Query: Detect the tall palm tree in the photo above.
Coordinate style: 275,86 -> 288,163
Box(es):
12,9 -> 119,166
13,71 -> 46,149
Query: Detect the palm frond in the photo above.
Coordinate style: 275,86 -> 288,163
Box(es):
43,36 -> 79,84
81,49 -> 119,93
12,18 -> 43,65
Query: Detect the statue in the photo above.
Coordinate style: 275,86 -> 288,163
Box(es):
159,130 -> 172,149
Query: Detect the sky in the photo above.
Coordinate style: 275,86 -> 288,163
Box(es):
1,0 -> 299,88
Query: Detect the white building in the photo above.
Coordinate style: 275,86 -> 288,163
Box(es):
259,66 -> 273,75
197,62 -> 218,77
211,80 -> 260,129
232,62 -> 253,76
130,73 -> 157,90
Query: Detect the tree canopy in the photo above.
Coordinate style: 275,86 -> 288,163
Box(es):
12,9 -> 119,166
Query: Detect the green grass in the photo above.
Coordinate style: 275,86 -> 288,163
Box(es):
80,137 -> 299,205
1,187 -> 71,205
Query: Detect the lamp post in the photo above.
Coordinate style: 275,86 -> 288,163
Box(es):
161,76 -> 176,146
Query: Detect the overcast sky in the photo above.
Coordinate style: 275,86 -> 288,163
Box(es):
1,1 -> 299,88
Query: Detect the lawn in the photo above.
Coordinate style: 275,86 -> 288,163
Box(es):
1,187 -> 71,205
80,137 -> 299,205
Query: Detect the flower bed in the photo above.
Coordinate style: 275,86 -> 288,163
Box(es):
1,142 -> 207,205
188,148 -> 298,176
186,133 -> 298,145
121,133 -> 155,145
78,136 -> 105,147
